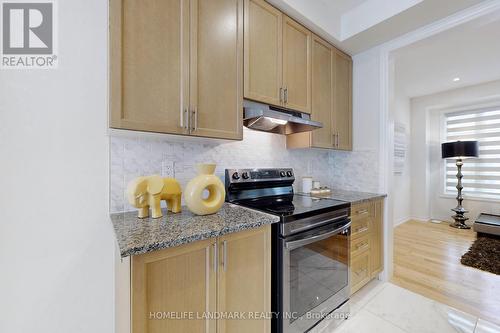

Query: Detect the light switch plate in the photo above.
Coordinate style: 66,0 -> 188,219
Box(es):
162,161 -> 175,178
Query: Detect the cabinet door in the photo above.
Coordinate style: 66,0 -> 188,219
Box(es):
189,0 -> 243,140
282,16 -> 312,113
217,225 -> 271,333
333,50 -> 352,150
311,35 -> 334,148
110,0 -> 190,134
370,200 -> 384,278
132,239 -> 217,333
350,251 -> 371,295
244,0 -> 283,106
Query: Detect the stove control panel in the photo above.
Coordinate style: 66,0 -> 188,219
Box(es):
225,168 -> 295,184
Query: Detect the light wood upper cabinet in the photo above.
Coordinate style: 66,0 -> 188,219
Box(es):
132,238 -> 217,333
287,35 -> 354,150
217,225 -> 271,333
110,0 -> 189,135
131,226 -> 271,333
282,16 -> 312,113
190,0 -> 243,140
333,50 -> 353,150
244,0 -> 283,106
110,0 -> 243,140
310,35 -> 334,148
244,0 -> 312,113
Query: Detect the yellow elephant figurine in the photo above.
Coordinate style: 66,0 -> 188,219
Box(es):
127,175 -> 182,219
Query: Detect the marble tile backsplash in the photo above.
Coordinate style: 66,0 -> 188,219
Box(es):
110,128 -> 379,213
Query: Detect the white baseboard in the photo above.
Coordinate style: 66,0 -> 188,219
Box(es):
394,217 -> 411,227
393,216 -> 430,227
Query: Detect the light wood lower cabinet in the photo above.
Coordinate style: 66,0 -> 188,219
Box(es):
218,226 -> 271,333
350,199 -> 384,295
370,200 -> 384,277
132,238 -> 216,333
131,225 -> 271,333
110,0 -> 243,140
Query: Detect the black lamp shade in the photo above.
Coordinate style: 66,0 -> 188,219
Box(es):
441,141 -> 479,159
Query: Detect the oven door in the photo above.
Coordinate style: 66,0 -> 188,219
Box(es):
281,220 -> 350,333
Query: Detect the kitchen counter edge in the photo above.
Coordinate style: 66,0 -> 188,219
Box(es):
305,189 -> 387,205
111,203 -> 280,258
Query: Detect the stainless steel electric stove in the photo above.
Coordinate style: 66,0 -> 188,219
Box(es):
225,168 -> 351,333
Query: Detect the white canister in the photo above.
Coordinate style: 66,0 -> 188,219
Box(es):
302,177 -> 313,193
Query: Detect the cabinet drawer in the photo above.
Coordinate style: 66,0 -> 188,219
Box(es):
351,217 -> 370,239
350,251 -> 370,294
351,234 -> 370,257
350,202 -> 372,220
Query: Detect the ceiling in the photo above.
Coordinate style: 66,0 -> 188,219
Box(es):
394,9 -> 500,98
318,0 -> 367,15
267,0 -> 485,54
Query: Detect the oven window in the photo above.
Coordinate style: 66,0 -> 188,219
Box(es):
289,233 -> 348,322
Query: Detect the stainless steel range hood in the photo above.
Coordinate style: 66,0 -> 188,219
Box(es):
243,100 -> 323,135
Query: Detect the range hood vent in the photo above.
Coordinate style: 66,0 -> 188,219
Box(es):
243,100 -> 323,135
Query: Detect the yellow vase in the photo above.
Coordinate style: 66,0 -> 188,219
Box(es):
184,163 -> 226,215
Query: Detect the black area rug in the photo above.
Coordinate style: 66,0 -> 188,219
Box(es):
461,235 -> 500,275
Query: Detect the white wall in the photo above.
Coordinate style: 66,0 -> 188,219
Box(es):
352,48 -> 383,155
410,80 -> 500,222
0,1 -> 114,332
392,89 -> 412,226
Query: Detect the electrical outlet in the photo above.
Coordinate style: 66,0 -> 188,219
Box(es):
162,161 -> 175,178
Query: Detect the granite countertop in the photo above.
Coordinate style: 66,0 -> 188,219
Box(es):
111,203 -> 280,257
305,189 -> 387,205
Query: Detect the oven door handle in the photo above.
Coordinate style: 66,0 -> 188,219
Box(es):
285,221 -> 351,250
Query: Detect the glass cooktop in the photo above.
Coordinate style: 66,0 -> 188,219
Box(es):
237,194 -> 349,218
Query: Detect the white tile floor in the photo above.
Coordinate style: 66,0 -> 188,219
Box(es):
314,281 -> 500,333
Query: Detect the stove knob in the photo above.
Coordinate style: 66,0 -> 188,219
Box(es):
280,171 -> 286,177
286,171 -> 293,177
242,172 -> 249,179
232,172 -> 240,180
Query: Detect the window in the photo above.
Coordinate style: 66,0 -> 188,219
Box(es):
444,107 -> 500,201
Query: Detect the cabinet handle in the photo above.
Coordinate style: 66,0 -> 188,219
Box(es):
354,226 -> 368,234
284,87 -> 288,104
355,268 -> 366,276
279,87 -> 284,103
181,108 -> 188,130
356,242 -> 369,251
222,240 -> 227,272
191,108 -> 198,132
213,243 -> 218,273
356,209 -> 369,215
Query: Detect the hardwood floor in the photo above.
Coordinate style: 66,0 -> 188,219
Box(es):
392,220 -> 500,325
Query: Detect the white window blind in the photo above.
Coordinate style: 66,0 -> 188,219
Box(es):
444,107 -> 500,200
